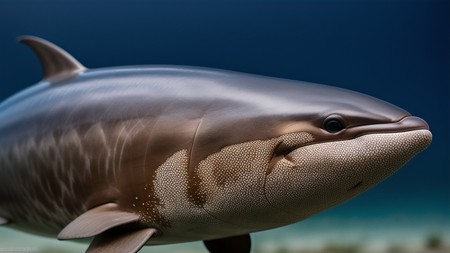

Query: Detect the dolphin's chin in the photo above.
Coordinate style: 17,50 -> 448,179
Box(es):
265,129 -> 432,223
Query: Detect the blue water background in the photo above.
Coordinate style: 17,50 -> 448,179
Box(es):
0,0 -> 448,252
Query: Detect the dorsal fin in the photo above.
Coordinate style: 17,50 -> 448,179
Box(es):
18,35 -> 87,82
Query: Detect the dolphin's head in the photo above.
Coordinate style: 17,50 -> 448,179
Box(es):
186,75 -> 432,234
261,82 -> 432,224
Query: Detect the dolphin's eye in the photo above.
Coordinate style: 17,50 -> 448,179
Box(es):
324,118 -> 345,133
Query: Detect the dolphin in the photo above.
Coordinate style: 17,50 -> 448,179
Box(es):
0,36 -> 431,253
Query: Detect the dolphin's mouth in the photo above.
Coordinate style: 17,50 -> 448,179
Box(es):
281,116 -> 429,158
345,116 -> 430,138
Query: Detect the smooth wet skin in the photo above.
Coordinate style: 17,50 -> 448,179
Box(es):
0,36 -> 431,253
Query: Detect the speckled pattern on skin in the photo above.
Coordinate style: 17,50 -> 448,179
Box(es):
150,133 -> 314,244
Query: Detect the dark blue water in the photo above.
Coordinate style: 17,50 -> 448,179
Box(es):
0,0 -> 449,252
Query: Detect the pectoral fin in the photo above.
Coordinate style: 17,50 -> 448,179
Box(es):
58,203 -> 139,240
87,227 -> 157,253
204,234 -> 251,253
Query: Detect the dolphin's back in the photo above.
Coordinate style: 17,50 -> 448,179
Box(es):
0,66 -> 306,143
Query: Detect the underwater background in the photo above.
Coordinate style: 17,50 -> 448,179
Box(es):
0,0 -> 448,252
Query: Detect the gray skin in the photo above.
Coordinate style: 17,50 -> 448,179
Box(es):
0,36 -> 431,253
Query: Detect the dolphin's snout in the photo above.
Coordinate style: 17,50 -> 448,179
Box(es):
400,116 -> 429,131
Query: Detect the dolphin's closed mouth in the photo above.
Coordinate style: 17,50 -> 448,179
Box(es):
349,116 -> 430,138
